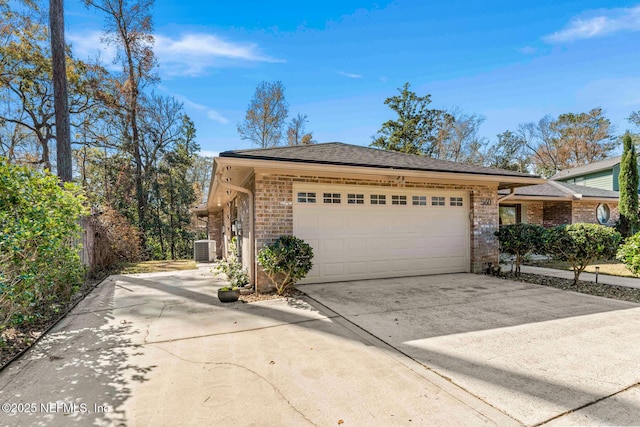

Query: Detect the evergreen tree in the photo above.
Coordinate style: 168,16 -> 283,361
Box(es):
619,132 -> 639,237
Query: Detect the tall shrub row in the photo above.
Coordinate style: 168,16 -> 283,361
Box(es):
0,158 -> 87,328
496,223 -> 622,284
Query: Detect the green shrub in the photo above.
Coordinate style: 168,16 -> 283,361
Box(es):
495,224 -> 545,275
616,231 -> 640,275
257,236 -> 313,295
0,158 -> 87,328
544,223 -> 621,284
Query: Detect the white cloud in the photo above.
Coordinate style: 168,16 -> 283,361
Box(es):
544,5 -> 640,43
67,31 -> 119,70
157,85 -> 230,125
199,150 -> 219,158
155,33 -> 283,76
68,30 -> 283,77
180,97 -> 230,125
337,71 -> 363,79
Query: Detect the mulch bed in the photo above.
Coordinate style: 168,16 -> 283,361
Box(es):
239,287 -> 304,303
497,272 -> 640,304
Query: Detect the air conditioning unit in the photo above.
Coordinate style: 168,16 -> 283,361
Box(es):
194,240 -> 216,262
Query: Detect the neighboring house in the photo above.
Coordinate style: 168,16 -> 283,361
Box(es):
550,155 -> 640,192
496,156 -> 629,228
198,142 -> 542,290
498,181 -> 620,228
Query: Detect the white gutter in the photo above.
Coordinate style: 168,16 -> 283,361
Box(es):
498,188 -> 516,202
216,173 -> 256,293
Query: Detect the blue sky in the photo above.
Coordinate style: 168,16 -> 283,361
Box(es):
65,1 -> 640,157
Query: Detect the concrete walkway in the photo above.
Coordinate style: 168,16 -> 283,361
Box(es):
0,266 -> 515,426
507,264 -> 640,289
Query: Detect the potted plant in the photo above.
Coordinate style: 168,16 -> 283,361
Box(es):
217,285 -> 241,303
215,237 -> 250,302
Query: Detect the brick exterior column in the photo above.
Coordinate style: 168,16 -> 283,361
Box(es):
208,211 -> 223,259
470,187 -> 499,273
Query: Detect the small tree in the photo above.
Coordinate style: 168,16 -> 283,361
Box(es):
495,224 -> 545,275
544,223 -> 621,284
257,236 -> 313,295
617,231 -> 640,275
618,132 -> 638,237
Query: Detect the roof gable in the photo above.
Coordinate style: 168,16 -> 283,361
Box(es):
221,142 -> 539,179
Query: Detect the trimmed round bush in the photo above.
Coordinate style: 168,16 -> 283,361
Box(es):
257,235 -> 313,295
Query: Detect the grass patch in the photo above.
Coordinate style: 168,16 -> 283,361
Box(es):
119,260 -> 197,274
527,259 -> 637,278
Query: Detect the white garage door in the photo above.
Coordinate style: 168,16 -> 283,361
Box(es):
293,184 -> 469,284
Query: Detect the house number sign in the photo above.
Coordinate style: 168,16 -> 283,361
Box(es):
480,198 -> 492,206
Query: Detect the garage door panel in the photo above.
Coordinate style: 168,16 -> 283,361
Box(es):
320,215 -> 344,229
295,212 -> 320,230
294,186 -> 469,283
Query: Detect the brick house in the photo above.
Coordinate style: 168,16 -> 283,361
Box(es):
498,176 -> 621,228
199,143 -> 543,291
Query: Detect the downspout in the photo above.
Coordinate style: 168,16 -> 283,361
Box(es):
216,173 -> 256,293
498,188 -> 516,202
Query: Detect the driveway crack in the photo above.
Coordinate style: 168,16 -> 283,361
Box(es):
535,381 -> 640,426
147,344 -> 318,426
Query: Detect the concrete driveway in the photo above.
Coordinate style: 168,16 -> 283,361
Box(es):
0,267 -> 516,426
299,274 -> 640,426
2,269 -> 640,426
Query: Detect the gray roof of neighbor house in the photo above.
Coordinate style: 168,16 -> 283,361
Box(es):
220,142 -> 540,178
498,181 -> 620,200
550,156 -> 622,181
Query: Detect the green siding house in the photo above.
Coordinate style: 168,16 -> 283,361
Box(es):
551,156 -> 640,192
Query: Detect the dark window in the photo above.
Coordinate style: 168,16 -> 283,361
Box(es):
297,192 -> 316,203
323,193 -> 341,204
412,196 -> 427,206
392,195 -> 407,205
370,194 -> 386,205
450,197 -> 463,207
347,193 -> 365,205
499,204 -> 522,225
431,196 -> 445,206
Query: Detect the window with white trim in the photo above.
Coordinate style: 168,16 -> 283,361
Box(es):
412,195 -> 427,206
297,192 -> 316,203
450,197 -> 463,207
323,193 -> 341,204
370,194 -> 386,205
431,196 -> 445,206
347,193 -> 365,205
392,195 -> 407,205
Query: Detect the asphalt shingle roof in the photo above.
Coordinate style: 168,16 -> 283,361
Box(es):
550,156 -> 621,180
220,142 -> 539,178
498,181 -> 619,199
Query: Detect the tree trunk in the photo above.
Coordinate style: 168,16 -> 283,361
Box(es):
49,0 -> 72,182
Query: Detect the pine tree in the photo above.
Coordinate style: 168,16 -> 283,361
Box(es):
619,132 -> 639,237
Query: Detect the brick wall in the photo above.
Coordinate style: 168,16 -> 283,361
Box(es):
470,188 -> 499,273
250,173 -> 499,291
525,202 -> 544,226
543,201 -> 572,227
572,201 -> 619,226
207,211 -> 223,259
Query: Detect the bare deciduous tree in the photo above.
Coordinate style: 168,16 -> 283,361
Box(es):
237,81 -> 289,148
286,113 -> 315,145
